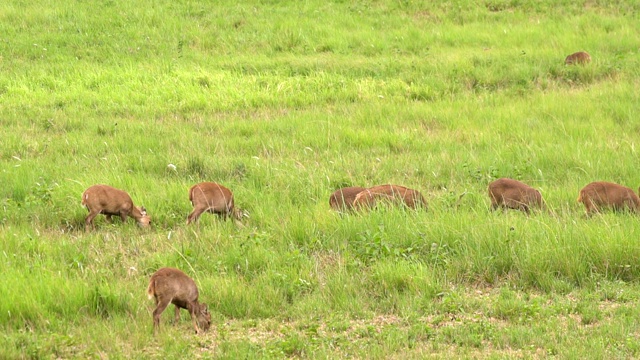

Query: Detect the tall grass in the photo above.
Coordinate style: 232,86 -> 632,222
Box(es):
2,0 -> 640,357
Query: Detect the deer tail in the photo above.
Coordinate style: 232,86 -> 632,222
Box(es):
146,278 -> 155,300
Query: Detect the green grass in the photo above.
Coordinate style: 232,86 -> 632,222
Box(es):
2,0 -> 640,358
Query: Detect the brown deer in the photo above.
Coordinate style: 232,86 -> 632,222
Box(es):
577,181 -> 640,216
147,267 -> 211,335
565,51 -> 591,65
329,186 -> 366,212
187,182 -> 244,224
81,184 -> 151,231
488,178 -> 543,213
352,184 -> 427,210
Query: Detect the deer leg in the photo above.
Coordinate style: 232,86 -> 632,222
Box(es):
85,210 -> 100,231
174,305 -> 181,325
152,299 -> 171,335
189,307 -> 201,334
216,211 -> 228,221
584,199 -> 597,217
187,207 -> 206,225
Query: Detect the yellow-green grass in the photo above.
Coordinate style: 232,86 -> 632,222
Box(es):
2,0 -> 640,358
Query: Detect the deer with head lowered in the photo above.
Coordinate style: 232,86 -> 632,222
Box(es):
329,186 -> 366,212
577,181 -> 640,216
147,267 -> 211,335
186,182 -> 245,225
81,184 -> 151,231
488,178 -> 543,214
565,51 -> 591,65
352,184 -> 428,211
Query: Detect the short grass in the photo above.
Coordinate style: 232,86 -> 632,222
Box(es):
2,0 -> 640,358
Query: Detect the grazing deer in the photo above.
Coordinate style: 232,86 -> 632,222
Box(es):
352,184 -> 427,210
81,184 -> 151,231
488,178 -> 543,213
329,186 -> 366,212
565,51 -> 591,65
147,267 -> 211,335
577,181 -> 640,216
187,182 -> 244,224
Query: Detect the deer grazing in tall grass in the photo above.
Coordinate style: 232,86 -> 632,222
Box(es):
81,184 -> 151,231
147,267 -> 211,335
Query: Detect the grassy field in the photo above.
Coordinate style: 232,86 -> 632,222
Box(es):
2,0 -> 640,358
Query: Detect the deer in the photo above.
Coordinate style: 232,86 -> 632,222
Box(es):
329,186 -> 366,212
147,267 -> 211,335
81,184 -> 151,231
488,178 -> 543,214
577,181 -> 640,216
187,182 -> 245,225
352,184 -> 427,211
565,51 -> 591,65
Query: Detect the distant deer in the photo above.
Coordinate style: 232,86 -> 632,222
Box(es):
187,182 -> 245,225
488,178 -> 543,213
329,186 -> 366,212
147,267 -> 211,335
352,184 -> 427,210
565,51 -> 591,65
81,184 -> 151,231
577,181 -> 640,216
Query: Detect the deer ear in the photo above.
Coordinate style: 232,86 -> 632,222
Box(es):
201,304 -> 209,313
140,206 -> 147,215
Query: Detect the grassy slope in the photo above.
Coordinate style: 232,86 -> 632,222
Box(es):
1,0 -> 640,358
